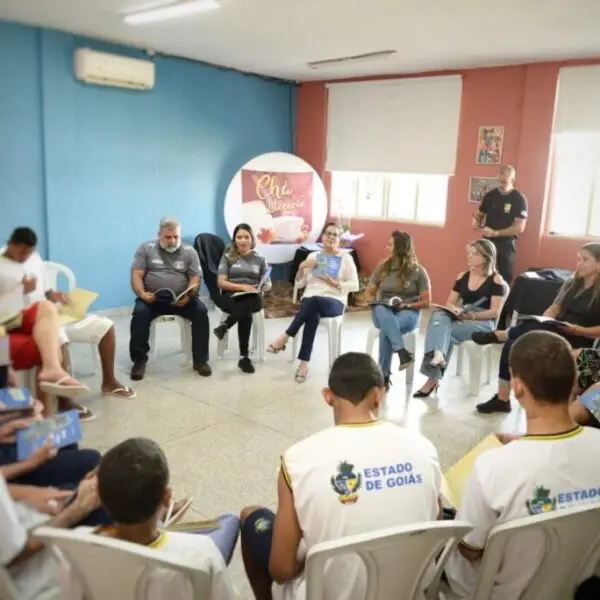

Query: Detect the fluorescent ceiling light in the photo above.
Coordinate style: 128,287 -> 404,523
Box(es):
308,50 -> 396,70
124,0 -> 220,25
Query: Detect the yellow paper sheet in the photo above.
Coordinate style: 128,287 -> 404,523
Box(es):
58,288 -> 99,322
166,519 -> 220,532
442,434 -> 502,509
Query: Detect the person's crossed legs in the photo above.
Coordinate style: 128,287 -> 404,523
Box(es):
9,302 -> 89,415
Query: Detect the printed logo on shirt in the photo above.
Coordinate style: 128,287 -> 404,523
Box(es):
331,461 -> 362,504
252,264 -> 260,274
526,486 -> 557,515
504,203 -> 512,213
363,462 -> 423,491
173,261 -> 184,270
151,259 -> 164,265
520,209 -> 528,218
254,517 -> 272,533
557,487 -> 600,505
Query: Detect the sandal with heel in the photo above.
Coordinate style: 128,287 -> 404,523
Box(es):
267,343 -> 287,354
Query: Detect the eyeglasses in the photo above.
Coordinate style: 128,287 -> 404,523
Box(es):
324,231 -> 339,238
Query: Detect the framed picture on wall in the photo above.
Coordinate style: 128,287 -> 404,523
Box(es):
476,125 -> 504,165
469,176 -> 500,204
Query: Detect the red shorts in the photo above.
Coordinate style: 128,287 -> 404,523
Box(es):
9,304 -> 41,370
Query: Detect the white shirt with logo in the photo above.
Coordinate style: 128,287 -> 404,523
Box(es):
446,426 -> 600,600
274,420 -> 442,600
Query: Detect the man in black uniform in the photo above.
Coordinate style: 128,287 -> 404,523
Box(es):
472,165 -> 528,283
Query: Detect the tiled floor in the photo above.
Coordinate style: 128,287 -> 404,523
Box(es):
71,308 -> 525,598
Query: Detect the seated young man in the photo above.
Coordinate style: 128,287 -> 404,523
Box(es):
240,352 -> 443,600
63,437 -> 239,599
1,231 -> 89,414
0,472 -> 100,600
12,230 -> 136,400
445,331 -> 600,599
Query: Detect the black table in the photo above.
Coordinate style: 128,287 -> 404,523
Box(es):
498,270 -> 572,327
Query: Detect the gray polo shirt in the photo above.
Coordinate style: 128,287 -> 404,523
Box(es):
370,263 -> 430,303
218,250 -> 268,286
132,241 -> 201,295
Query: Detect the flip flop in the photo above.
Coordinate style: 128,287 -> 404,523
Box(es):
101,386 -> 137,399
39,376 -> 89,398
76,406 -> 96,422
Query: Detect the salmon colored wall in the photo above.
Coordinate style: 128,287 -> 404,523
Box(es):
296,59 -> 600,302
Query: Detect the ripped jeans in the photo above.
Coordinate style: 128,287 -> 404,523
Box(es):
420,310 -> 494,381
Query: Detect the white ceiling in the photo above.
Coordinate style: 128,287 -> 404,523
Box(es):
1,0 -> 600,81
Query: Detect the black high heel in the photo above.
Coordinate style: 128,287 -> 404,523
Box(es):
413,384 -> 439,398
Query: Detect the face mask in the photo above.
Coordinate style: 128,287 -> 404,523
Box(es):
159,241 -> 180,253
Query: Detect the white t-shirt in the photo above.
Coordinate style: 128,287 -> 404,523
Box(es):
298,251 -> 359,307
0,475 -> 59,600
0,256 -> 25,324
62,529 -> 238,600
21,252 -> 47,305
275,420 -> 442,600
446,425 -> 600,600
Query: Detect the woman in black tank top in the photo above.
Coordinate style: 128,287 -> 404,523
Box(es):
415,240 -> 506,397
473,242 -> 600,414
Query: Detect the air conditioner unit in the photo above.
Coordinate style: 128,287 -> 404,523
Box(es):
74,48 -> 155,90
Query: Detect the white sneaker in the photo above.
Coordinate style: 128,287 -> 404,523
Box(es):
430,350 -> 445,367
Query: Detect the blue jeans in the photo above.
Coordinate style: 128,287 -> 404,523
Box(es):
202,513 -> 240,565
371,306 -> 420,376
286,296 -> 344,362
420,310 -> 494,380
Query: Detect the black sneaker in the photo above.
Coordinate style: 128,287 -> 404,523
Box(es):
397,348 -> 414,371
238,356 -> 255,374
130,359 -> 147,381
194,362 -> 212,377
213,324 -> 228,341
471,331 -> 501,346
476,394 -> 511,414
384,375 -> 392,392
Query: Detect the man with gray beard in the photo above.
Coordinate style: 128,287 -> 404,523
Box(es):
129,217 -> 211,380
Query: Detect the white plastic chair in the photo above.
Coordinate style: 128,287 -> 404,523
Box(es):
454,281 -> 510,396
0,564 -> 19,600
305,520 -> 473,600
366,327 -> 418,387
434,503 -> 600,600
215,308 -> 266,362
43,261 -> 99,376
150,316 -> 193,363
34,526 -> 214,600
290,314 -> 344,369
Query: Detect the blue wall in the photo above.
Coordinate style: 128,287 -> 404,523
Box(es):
0,21 -> 295,308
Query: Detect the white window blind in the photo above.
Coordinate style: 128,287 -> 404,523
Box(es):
326,76 -> 462,174
554,65 -> 600,134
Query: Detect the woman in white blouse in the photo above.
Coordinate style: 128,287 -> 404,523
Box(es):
268,223 -> 359,382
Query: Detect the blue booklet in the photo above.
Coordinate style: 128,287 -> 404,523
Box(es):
580,386 -> 600,416
16,409 -> 82,461
313,254 -> 342,279
0,387 -> 33,413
